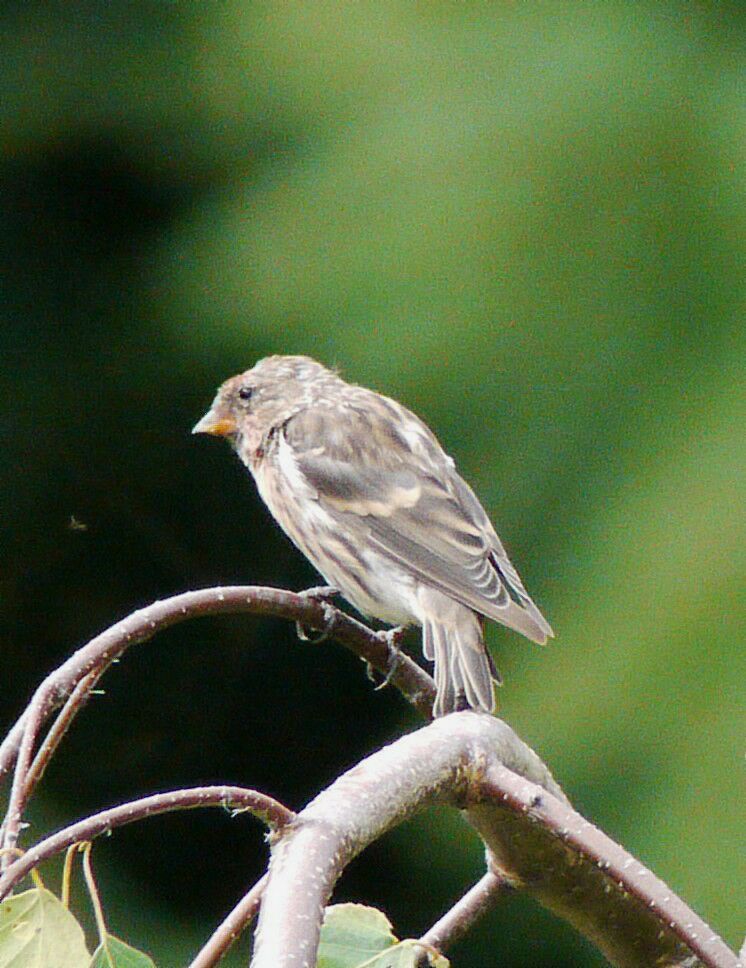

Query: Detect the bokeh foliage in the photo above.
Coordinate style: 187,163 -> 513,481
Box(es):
1,3 -> 743,965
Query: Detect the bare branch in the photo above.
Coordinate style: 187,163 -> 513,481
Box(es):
250,713 -> 565,968
188,875 -> 267,968
417,871 -> 510,953
26,670 -> 100,795
249,713 -> 739,968
0,585 -> 435,854
0,587 -> 737,968
0,786 -> 294,901
0,586 -> 434,784
1,691 -> 49,869
471,764 -> 739,968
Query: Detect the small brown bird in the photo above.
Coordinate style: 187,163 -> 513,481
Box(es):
193,355 -> 552,716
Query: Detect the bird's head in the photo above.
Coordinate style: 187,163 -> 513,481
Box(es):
192,355 -> 338,459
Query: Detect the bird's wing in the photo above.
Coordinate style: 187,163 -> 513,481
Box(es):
283,402 -> 553,644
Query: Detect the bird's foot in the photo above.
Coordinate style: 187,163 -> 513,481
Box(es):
299,584 -> 339,603
295,586 -> 340,643
372,626 -> 407,691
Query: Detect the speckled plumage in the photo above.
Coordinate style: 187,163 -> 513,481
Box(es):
193,355 -> 552,717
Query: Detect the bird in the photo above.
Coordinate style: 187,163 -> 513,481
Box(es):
193,355 -> 552,717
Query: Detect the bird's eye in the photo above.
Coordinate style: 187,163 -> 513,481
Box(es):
238,386 -> 254,402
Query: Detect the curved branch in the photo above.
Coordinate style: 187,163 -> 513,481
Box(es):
250,713 -> 563,968
0,588 -> 737,968
249,712 -> 738,968
0,585 -> 435,854
0,786 -> 294,901
0,586 -> 435,784
26,670 -> 100,793
1,692 -> 49,868
472,765 -> 738,968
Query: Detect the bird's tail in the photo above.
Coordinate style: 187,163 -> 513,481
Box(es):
422,605 -> 495,718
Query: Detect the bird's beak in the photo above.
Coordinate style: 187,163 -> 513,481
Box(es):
192,407 -> 238,437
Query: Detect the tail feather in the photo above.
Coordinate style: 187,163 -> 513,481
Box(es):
425,621 -> 456,717
422,620 -> 435,662
425,611 -> 495,717
452,614 -> 495,713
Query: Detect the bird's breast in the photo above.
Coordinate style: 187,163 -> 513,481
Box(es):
250,438 -> 419,627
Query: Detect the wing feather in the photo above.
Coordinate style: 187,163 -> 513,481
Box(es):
283,403 -> 553,644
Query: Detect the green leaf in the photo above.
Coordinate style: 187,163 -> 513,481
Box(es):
316,904 -> 397,968
89,934 -> 156,968
0,887 -> 90,968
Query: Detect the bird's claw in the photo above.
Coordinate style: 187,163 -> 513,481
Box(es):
295,586 -> 340,643
373,626 -> 406,691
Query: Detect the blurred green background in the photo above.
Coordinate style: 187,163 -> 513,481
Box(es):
1,2 -> 744,965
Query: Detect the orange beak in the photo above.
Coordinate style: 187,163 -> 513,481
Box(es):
192,407 -> 238,437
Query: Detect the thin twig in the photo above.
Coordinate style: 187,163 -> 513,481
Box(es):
188,875 -> 267,968
61,844 -> 77,908
417,871 -> 510,953
81,843 -> 108,942
0,785 -> 295,901
1,693 -> 48,870
26,669 -> 100,795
